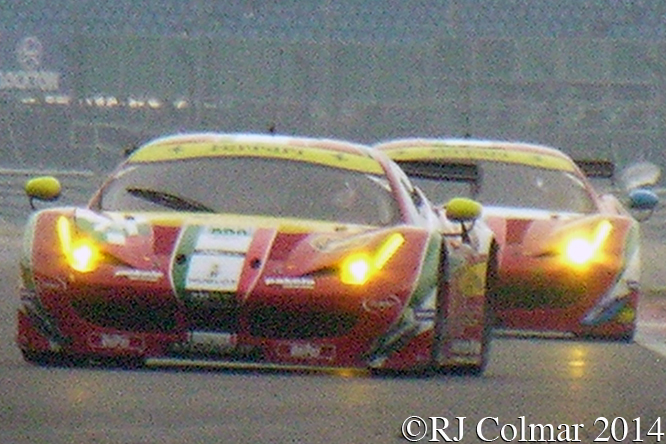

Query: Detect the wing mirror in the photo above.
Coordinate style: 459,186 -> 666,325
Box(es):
25,176 -> 61,209
443,197 -> 482,243
616,161 -> 661,222
445,197 -> 482,222
627,188 -> 659,222
629,188 -> 659,210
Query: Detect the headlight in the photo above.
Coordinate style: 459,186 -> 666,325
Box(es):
563,220 -> 612,266
340,253 -> 372,285
340,233 -> 404,285
57,216 -> 101,273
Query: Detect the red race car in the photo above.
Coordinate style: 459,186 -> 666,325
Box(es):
377,138 -> 659,341
18,133 -> 497,374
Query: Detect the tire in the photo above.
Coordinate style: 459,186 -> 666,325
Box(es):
21,349 -> 56,366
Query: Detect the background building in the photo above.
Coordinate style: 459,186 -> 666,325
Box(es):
1,0 -> 665,174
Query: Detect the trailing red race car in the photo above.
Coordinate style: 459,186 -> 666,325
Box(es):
377,138 -> 659,341
18,133 -> 497,374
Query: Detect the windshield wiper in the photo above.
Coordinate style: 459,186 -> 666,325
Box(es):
126,187 -> 215,213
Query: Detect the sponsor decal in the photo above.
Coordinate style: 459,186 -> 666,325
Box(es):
0,70 -> 59,90
188,332 -> 237,350
182,226 -> 254,292
387,145 -> 575,172
73,209 -> 149,245
277,342 -> 335,360
310,235 -> 367,252
129,141 -> 384,174
448,356 -> 479,366
414,308 -> 436,321
449,339 -> 482,356
264,276 -> 315,289
169,332 -> 238,355
35,277 -> 68,291
0,36 -> 60,91
197,227 -> 253,252
362,294 -> 401,313
186,290 -> 234,302
89,332 -> 145,352
185,254 -> 244,291
114,269 -> 163,282
17,36 -> 44,70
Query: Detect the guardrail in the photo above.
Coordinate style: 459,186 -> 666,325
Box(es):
0,169 -> 101,226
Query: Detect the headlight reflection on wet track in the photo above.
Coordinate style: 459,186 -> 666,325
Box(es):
567,346 -> 588,379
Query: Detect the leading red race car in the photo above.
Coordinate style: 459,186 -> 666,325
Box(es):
377,138 -> 659,341
18,133 -> 497,374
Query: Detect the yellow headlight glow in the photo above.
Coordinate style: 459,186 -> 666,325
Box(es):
57,216 -> 101,273
340,253 -> 372,285
69,240 -> 100,273
565,238 -> 594,265
340,233 -> 405,285
564,220 -> 612,266
57,216 -> 72,253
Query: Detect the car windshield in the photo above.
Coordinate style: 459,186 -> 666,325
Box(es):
408,161 -> 598,214
98,156 -> 402,226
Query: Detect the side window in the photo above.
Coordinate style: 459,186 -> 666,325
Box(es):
387,160 -> 434,223
408,181 -> 423,207
398,170 -> 430,218
411,185 -> 432,218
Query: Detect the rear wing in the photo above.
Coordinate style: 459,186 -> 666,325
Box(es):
574,159 -> 615,180
396,160 -> 480,184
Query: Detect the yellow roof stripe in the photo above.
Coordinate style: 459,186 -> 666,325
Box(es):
128,141 -> 384,174
122,211 -> 373,233
385,145 -> 575,172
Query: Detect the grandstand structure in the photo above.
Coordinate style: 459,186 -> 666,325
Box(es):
1,1 -> 665,173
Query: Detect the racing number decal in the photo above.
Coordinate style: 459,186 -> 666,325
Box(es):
186,226 -> 252,291
172,226 -> 253,296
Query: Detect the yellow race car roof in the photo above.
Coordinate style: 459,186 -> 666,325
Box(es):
376,138 -> 577,172
127,132 -> 385,175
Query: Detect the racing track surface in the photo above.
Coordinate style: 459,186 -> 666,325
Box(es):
2,216 -> 666,444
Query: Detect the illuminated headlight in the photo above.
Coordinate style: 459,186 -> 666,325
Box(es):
340,233 -> 404,286
57,216 -> 101,273
565,238 -> 595,265
340,253 -> 372,285
563,220 -> 612,266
